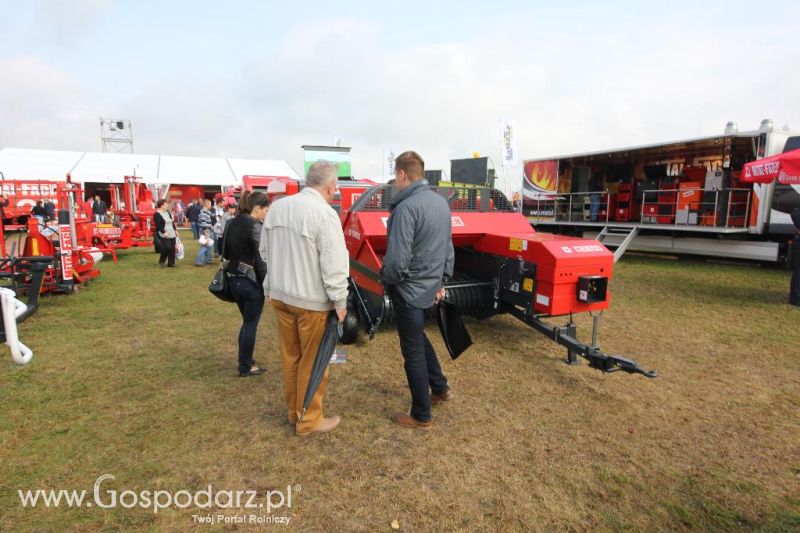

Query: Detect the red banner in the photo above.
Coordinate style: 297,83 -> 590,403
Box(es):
741,149 -> 800,185
58,224 -> 73,281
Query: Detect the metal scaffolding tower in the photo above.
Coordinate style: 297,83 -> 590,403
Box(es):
100,117 -> 134,153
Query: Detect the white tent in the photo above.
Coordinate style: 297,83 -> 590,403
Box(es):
73,152 -> 160,183
0,148 -> 84,181
0,147 -> 301,186
158,155 -> 238,187
228,157 -> 300,181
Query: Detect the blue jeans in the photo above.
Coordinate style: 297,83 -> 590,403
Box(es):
393,294 -> 448,422
229,276 -> 265,373
589,193 -> 601,221
194,241 -> 213,264
190,221 -> 199,240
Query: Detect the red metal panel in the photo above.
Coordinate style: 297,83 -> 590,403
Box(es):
475,233 -> 613,315
345,200 -> 614,317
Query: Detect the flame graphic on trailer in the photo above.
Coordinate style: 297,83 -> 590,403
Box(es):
522,160 -> 558,215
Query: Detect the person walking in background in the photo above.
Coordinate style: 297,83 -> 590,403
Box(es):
194,199 -> 214,266
221,200 -> 236,233
186,199 -> 201,239
154,199 -> 177,268
31,201 -> 47,224
588,174 -> 602,222
175,199 -> 185,226
225,191 -> 270,376
260,161 -> 349,437
381,151 -> 455,430
213,199 -> 225,258
92,195 -> 107,223
43,197 -> 56,221
790,207 -> 800,306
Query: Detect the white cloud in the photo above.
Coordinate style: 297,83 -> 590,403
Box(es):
0,56 -> 97,151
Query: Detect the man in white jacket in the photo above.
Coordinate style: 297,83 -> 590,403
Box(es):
260,161 -> 349,436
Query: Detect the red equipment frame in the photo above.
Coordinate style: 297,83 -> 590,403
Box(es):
108,175 -> 155,248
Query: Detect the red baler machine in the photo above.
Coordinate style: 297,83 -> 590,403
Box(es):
339,185 -> 656,377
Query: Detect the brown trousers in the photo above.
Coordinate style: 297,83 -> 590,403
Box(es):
271,300 -> 331,432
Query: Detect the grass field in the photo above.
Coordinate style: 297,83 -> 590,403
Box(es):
1,235 -> 799,531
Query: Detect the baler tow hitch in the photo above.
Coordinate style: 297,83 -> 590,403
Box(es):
508,307 -> 658,378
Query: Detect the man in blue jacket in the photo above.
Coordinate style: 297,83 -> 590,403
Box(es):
381,151 -> 455,430
186,200 -> 201,239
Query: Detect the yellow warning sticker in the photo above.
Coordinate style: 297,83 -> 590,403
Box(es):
523,278 -> 534,293
509,238 -> 523,252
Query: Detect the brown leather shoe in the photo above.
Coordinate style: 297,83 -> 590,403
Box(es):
391,412 -> 432,430
431,388 -> 454,405
296,416 -> 340,437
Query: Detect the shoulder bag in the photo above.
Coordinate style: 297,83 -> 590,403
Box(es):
208,220 -> 234,302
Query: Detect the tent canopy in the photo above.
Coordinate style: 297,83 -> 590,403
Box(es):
75,152 -> 159,183
741,148 -> 800,185
158,155 -> 238,187
0,148 -> 84,181
0,147 -> 301,186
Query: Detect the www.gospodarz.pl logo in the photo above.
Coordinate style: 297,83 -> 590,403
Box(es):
18,474 -> 299,517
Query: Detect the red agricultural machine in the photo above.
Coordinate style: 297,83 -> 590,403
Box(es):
45,175 -> 155,257
1,178 -> 105,294
105,175 -> 155,248
338,184 -> 656,377
0,175 -> 143,257
0,178 -> 62,228
17,214 -> 103,294
218,175 -> 303,207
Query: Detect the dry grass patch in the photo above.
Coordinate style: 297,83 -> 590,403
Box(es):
1,237 -> 798,531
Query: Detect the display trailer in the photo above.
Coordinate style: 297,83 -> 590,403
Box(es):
521,120 -> 800,262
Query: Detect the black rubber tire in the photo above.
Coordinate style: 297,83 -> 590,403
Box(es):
338,307 -> 360,345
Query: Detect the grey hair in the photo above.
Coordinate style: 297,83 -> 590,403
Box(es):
306,160 -> 339,188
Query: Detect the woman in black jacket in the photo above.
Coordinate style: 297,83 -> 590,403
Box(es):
154,199 -> 177,267
224,190 -> 270,376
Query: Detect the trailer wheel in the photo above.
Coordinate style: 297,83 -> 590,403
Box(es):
338,308 -> 360,345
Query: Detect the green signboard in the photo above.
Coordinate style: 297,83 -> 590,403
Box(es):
302,145 -> 351,178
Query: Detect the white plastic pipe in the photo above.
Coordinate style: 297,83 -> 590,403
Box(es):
88,250 -> 104,264
0,287 -> 33,365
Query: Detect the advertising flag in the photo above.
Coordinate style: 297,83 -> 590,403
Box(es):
499,117 -> 517,167
383,146 -> 400,182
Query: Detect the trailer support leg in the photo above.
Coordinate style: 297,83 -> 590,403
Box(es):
565,314 -> 580,366
591,312 -> 602,349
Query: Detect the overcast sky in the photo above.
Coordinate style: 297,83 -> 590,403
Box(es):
1,0 -> 798,192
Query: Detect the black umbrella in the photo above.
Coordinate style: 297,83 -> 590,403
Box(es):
299,311 -> 340,423
436,300 -> 473,360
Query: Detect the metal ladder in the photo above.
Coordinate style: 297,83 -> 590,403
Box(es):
596,226 -> 639,262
